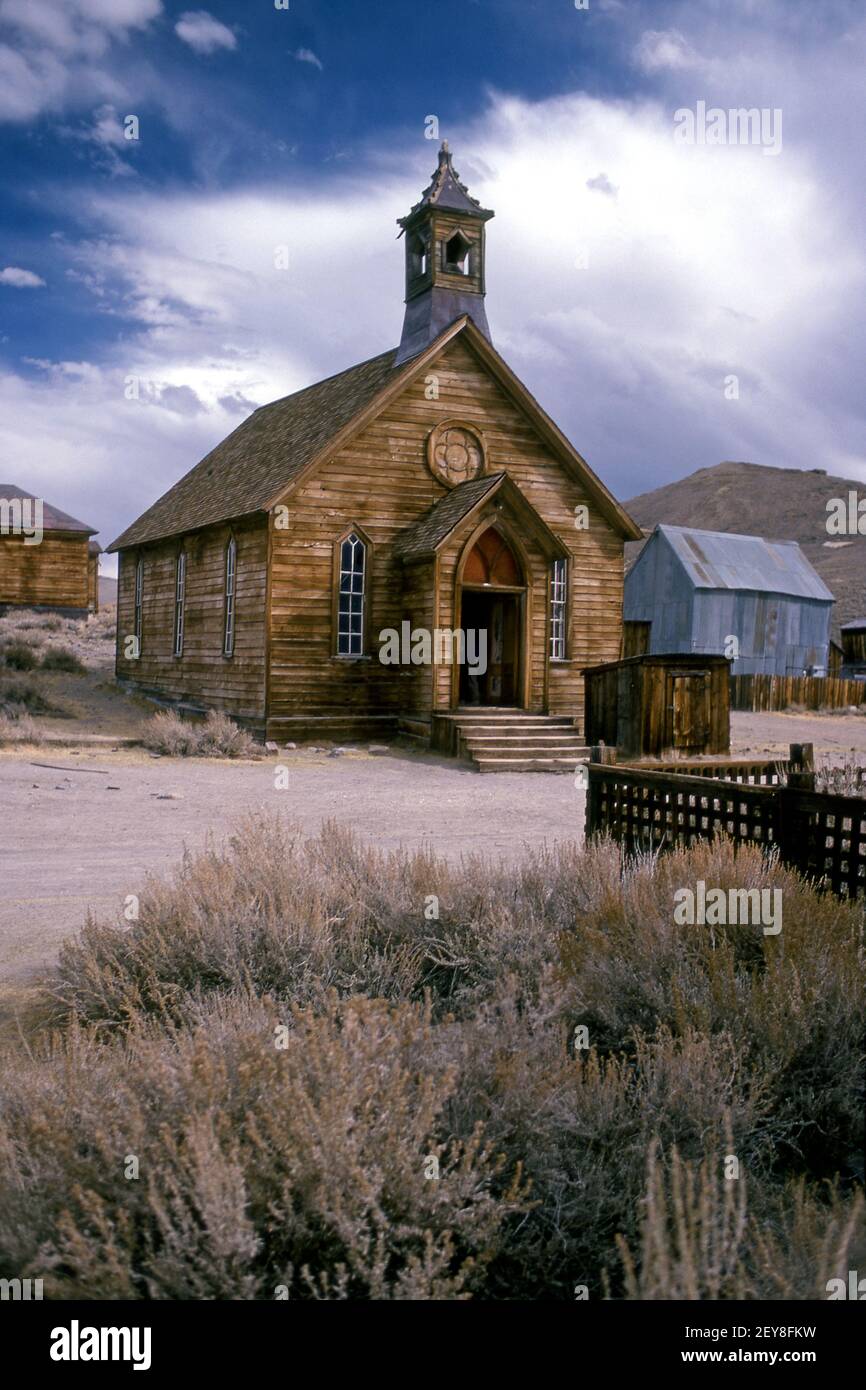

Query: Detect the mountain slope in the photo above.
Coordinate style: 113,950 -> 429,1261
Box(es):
624,462 -> 866,641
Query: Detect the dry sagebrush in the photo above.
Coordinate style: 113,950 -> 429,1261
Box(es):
142,709 -> 258,759
1,821 -> 863,1299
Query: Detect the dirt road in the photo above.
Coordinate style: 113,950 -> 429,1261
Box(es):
2,708 -> 865,999
0,746 -> 585,990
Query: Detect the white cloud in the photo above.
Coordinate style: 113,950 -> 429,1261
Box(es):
175,11 -> 237,55
0,0 -> 162,120
0,0 -> 162,56
0,267 -> 46,288
633,29 -> 702,74
0,43 -> 67,120
4,3 -> 866,559
293,47 -> 323,71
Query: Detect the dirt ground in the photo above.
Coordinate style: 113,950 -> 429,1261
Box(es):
2,668 -> 866,1013
0,744 -> 586,999
730,708 -> 866,763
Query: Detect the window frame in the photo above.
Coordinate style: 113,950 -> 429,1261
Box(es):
223,536 -> 237,658
134,554 -> 144,652
334,528 -> 369,659
549,557 -> 568,662
173,549 -> 186,658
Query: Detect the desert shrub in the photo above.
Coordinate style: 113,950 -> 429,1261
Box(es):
0,639 -> 38,670
0,675 -> 60,716
0,712 -> 42,745
5,825 -> 863,1300
815,759 -> 866,799
142,709 -> 257,759
0,994 -> 527,1299
40,646 -> 86,673
77,608 -> 116,642
47,819 -> 607,1031
617,1140 -> 865,1300
558,837 -> 865,1181
0,610 -> 65,635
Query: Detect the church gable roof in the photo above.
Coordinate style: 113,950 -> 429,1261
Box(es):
394,471 -> 569,564
108,348 -> 400,551
394,473 -> 505,561
110,316 -> 640,552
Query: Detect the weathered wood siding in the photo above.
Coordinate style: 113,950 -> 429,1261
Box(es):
0,533 -> 90,610
269,336 -> 624,729
585,654 -> 730,758
116,518 -> 268,723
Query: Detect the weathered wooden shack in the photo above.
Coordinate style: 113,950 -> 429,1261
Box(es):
624,524 -> 833,675
840,619 -> 866,677
585,652 -> 730,759
0,484 -> 100,616
109,145 -> 641,763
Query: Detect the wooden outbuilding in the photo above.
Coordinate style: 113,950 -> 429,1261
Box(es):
0,483 -> 100,616
625,524 -> 833,675
108,145 -> 641,750
840,620 -> 866,677
584,652 -> 731,759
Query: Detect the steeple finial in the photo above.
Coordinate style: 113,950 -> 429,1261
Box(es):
394,145 -> 495,366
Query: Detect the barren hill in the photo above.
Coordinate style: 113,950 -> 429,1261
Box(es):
624,461 -> 866,641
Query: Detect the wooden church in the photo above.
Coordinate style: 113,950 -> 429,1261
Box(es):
110,145 -> 641,761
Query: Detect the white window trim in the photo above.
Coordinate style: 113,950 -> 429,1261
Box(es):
224,537 -> 237,657
337,531 -> 367,658
134,556 -> 143,648
173,551 -> 186,657
549,557 -> 568,661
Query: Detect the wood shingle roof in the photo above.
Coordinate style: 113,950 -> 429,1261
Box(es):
108,347 -> 400,551
393,473 -> 504,562
110,315 -> 641,553
0,483 -> 97,536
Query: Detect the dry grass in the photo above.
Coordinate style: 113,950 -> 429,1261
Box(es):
0,639 -> 39,670
39,646 -> 86,673
0,822 -> 859,1299
0,608 -> 115,672
0,712 -> 43,746
142,709 -> 259,759
0,675 -> 65,717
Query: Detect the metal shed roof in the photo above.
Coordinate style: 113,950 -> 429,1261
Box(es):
657,524 -> 834,602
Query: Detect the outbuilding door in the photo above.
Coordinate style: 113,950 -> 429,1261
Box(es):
667,669 -> 711,753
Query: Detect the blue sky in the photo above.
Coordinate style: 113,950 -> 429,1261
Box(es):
1,0 -> 865,565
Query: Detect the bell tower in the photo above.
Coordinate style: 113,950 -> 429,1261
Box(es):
394,142 -> 494,366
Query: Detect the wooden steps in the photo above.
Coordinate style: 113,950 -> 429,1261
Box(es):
432,709 -> 589,772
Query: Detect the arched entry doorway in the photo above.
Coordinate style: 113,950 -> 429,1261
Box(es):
457,526 -> 525,706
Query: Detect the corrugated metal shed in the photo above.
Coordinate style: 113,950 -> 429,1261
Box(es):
659,525 -> 834,601
624,524 -> 834,676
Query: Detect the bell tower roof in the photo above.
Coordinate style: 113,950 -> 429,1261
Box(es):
394,143 -> 494,366
398,142 -> 494,227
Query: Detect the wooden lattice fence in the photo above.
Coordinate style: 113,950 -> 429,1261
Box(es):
586,751 -> 866,901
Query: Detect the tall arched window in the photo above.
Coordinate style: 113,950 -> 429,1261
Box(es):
134,555 -> 143,652
173,550 -> 186,657
337,531 -> 367,656
549,558 -> 567,661
224,537 -> 237,657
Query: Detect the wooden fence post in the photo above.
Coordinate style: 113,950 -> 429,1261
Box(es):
591,744 -> 617,765
787,742 -> 816,791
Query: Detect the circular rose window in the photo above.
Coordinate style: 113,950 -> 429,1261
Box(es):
427,421 -> 485,488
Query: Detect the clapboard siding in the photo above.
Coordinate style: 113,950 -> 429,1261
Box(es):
0,533 -> 91,610
116,518 -> 268,721
268,336 -> 624,730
